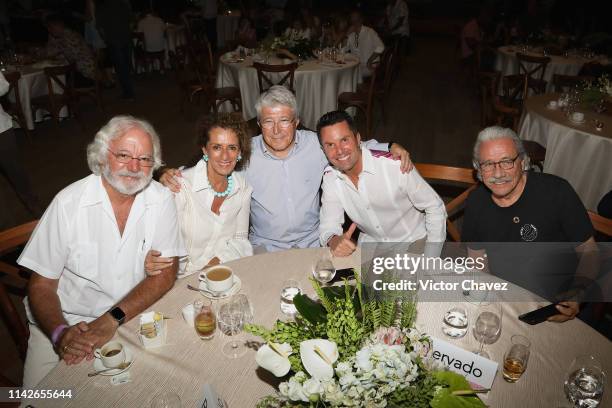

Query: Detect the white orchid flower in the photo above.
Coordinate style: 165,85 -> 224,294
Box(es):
300,339 -> 338,381
255,342 -> 293,377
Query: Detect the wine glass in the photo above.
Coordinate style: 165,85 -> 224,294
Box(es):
312,252 -> 336,285
150,392 -> 181,408
564,355 -> 606,407
218,295 -> 247,359
472,302 -> 502,359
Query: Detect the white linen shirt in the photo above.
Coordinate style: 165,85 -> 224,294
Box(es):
137,14 -> 166,52
18,174 -> 186,326
0,72 -> 13,133
175,160 -> 253,276
320,149 -> 446,251
346,25 -> 385,78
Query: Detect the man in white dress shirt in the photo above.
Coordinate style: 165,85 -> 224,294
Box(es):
18,116 -> 185,387
317,110 -> 446,257
346,9 -> 385,79
137,10 -> 166,53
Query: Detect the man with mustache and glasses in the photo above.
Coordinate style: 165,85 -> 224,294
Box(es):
462,126 -> 597,323
17,116 -> 185,387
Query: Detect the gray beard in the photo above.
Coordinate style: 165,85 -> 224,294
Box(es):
102,166 -> 152,195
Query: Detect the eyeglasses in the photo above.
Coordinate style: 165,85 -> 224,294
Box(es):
259,118 -> 295,130
479,154 -> 520,173
108,149 -> 155,167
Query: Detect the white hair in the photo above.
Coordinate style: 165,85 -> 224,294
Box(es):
254,85 -> 298,121
86,115 -> 163,175
472,126 -> 530,180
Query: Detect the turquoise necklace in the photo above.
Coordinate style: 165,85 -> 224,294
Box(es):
209,174 -> 234,197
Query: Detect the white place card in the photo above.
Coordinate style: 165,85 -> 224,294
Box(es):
199,383 -> 227,408
431,337 -> 499,389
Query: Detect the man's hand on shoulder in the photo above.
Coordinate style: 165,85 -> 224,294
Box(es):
389,143 -> 413,173
159,168 -> 183,193
328,223 -> 358,257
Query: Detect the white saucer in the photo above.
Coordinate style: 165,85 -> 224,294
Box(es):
93,346 -> 134,376
569,117 -> 586,124
546,104 -> 558,110
197,275 -> 241,299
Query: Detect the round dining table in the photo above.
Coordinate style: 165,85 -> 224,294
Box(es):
25,248 -> 610,407
495,46 -> 608,93
519,93 -> 612,211
215,54 -> 360,130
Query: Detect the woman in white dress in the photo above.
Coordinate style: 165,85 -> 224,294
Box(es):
145,113 -> 253,277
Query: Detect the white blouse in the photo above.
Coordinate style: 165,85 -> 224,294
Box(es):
175,160 -> 253,277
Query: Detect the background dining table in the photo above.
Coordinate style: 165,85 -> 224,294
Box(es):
495,46 -> 608,93
25,248 -> 610,407
519,93 -> 612,211
215,53 -> 360,130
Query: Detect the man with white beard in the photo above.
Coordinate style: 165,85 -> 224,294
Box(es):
18,116 -> 185,387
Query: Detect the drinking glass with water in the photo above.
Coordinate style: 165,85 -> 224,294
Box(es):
312,252 -> 336,285
280,279 -> 302,318
442,306 -> 468,338
564,355 -> 606,407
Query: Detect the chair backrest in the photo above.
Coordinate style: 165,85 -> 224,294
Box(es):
253,62 -> 298,94
502,73 -> 526,105
0,220 -> 37,361
553,74 -> 595,93
516,52 -> 551,82
415,163 -> 478,242
588,211 -> 612,239
43,64 -> 76,99
478,71 -> 501,127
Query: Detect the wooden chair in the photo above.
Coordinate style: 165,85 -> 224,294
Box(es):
253,62 -> 298,94
516,53 -> 550,96
169,45 -> 202,111
338,61 -> 380,138
30,64 -> 77,124
588,211 -> 612,239
553,74 -> 595,93
0,220 -> 37,362
132,32 -> 148,74
0,71 -> 31,140
415,164 -> 478,242
74,69 -> 104,113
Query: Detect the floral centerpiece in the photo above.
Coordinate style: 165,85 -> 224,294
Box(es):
580,74 -> 612,111
258,34 -> 316,60
245,272 -> 486,407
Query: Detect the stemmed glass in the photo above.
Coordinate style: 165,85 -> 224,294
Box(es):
564,355 -> 606,407
218,295 -> 250,359
150,392 -> 181,408
312,251 -> 336,286
472,302 -> 502,359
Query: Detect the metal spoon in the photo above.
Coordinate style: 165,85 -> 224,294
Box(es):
187,284 -> 219,297
88,361 -> 131,377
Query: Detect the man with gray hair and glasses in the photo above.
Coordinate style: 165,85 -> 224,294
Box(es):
18,116 -> 185,387
161,85 -> 412,252
462,126 -> 597,323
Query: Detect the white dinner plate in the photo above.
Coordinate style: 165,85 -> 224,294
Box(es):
197,275 -> 242,299
93,346 -> 134,376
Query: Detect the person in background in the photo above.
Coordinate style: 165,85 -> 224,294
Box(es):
18,116 -> 185,387
96,0 -> 135,100
201,0 -> 218,50
284,15 -> 311,40
386,0 -> 410,55
144,114 -> 253,277
0,72 -> 42,227
84,0 -> 114,88
236,16 -> 257,48
345,9 -> 384,79
45,14 -> 97,87
137,9 -> 166,54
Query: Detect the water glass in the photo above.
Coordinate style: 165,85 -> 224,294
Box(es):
150,392 -> 181,408
503,335 -> 530,382
564,355 -> 606,407
280,279 -> 302,317
218,295 -> 248,358
472,302 -> 502,358
193,299 -> 216,340
442,306 -> 468,338
313,253 -> 336,285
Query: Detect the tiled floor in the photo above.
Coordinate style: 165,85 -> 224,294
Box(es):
0,34 -> 484,384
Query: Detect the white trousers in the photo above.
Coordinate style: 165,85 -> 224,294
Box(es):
22,323 -> 59,388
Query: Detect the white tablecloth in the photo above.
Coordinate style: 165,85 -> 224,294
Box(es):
216,54 -> 360,130
495,46 -> 607,93
8,62 -> 66,130
28,248 -> 611,407
519,93 -> 612,210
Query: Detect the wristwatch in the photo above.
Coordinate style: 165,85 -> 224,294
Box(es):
108,306 -> 126,325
